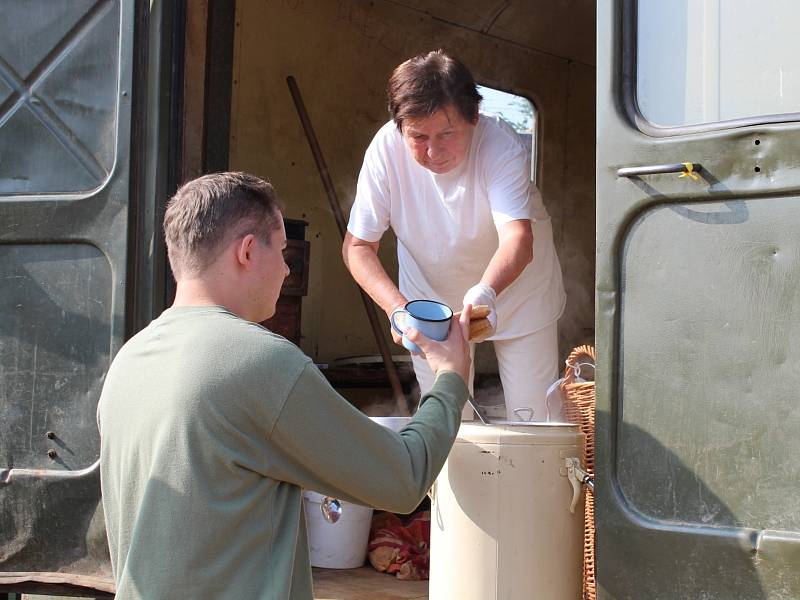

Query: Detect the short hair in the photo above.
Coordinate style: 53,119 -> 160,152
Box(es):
386,49 -> 482,131
163,172 -> 282,278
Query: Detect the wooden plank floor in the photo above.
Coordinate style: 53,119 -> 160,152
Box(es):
313,567 -> 428,600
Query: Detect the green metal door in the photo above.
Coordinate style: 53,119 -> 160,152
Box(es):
596,1 -> 800,598
0,0 -> 134,594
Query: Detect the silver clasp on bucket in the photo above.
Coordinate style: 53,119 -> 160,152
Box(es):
321,496 -> 343,523
563,457 -> 594,513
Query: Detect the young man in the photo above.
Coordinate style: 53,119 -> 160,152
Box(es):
97,172 -> 471,599
343,50 -> 566,421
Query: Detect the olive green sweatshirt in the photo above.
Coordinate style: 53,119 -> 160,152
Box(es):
97,306 -> 467,599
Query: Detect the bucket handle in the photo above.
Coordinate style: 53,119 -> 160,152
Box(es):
513,407 -> 535,422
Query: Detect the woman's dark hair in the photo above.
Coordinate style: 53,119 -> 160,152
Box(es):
387,49 -> 482,130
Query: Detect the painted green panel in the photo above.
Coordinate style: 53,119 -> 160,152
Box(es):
0,0 -> 119,194
596,1 -> 800,598
0,77 -> 11,106
34,2 -> 120,180
0,0 -> 96,79
619,198 -> 800,532
0,0 -> 133,593
0,105 -> 98,194
0,243 -> 112,471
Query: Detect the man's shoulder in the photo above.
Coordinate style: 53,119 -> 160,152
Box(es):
127,307 -> 310,367
212,315 -> 311,367
242,322 -> 309,361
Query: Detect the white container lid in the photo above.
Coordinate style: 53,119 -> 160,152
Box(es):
303,490 -> 327,503
369,416 -> 412,432
455,422 -> 582,445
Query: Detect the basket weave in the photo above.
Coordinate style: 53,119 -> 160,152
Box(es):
560,345 -> 596,600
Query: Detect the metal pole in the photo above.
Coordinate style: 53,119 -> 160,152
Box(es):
286,75 -> 410,416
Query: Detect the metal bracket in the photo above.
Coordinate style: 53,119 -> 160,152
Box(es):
563,456 -> 594,514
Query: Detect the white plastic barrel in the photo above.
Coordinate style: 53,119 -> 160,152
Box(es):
429,422 -> 585,600
303,491 -> 373,569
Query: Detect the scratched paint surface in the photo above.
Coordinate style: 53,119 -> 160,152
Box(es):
617,198 -> 800,532
0,0 -> 120,195
0,243 -> 111,471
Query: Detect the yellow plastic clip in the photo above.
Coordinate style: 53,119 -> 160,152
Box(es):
679,162 -> 700,181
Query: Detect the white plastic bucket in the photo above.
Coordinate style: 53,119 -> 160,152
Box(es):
302,417 -> 410,568
303,491 -> 373,569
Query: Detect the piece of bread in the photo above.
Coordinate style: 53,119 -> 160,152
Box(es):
468,318 -> 493,341
454,304 -> 490,321
452,305 -> 492,341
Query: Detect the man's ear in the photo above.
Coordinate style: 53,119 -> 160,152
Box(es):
235,234 -> 257,268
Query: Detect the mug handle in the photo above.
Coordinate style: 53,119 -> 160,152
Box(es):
390,308 -> 408,337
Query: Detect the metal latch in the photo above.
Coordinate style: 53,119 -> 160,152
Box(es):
563,456 -> 594,514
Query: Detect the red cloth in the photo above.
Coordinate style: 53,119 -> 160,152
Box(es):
367,511 -> 431,580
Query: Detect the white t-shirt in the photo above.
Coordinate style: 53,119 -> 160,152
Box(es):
347,114 -> 565,339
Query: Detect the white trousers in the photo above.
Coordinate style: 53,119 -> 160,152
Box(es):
411,321 -> 559,421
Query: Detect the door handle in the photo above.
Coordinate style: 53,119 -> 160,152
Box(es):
1,459 -> 99,483
616,162 -> 702,178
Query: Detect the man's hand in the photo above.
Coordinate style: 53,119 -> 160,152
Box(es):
405,305 -> 472,383
462,284 -> 497,341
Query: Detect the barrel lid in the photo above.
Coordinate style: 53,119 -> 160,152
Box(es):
369,416 -> 412,432
455,421 -> 582,445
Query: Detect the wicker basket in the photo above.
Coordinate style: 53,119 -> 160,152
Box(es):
560,345 -> 596,600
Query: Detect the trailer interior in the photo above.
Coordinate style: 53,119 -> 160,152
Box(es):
219,0 -> 596,597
